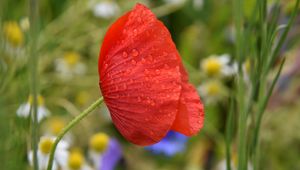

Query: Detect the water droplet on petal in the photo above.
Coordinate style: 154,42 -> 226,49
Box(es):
104,63 -> 108,69
122,51 -> 128,58
131,59 -> 137,65
133,29 -> 138,36
131,49 -> 139,57
155,69 -> 160,75
141,58 -> 146,64
137,96 -> 141,102
144,69 -> 150,75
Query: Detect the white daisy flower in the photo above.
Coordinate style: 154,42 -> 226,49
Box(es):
89,133 -> 109,169
66,151 -> 93,170
198,80 -> 228,104
2,21 -> 25,56
216,158 -> 253,170
44,117 -> 73,145
164,0 -> 185,5
92,1 -> 120,19
55,52 -> 86,80
201,54 -> 237,77
193,0 -> 204,10
20,17 -> 30,32
16,95 -> 50,122
28,136 -> 69,170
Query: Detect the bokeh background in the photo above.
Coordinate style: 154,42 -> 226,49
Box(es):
1,0 -> 300,170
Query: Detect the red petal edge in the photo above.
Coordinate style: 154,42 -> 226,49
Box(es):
171,82 -> 205,136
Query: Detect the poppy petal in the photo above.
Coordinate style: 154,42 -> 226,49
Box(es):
171,65 -> 205,136
99,4 -> 182,145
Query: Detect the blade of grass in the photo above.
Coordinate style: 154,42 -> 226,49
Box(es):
225,97 -> 235,170
267,0 -> 300,71
29,0 -> 39,169
252,58 -> 285,170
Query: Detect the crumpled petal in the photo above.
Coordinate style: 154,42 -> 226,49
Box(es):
99,4 -> 182,145
170,62 -> 205,136
171,82 -> 204,136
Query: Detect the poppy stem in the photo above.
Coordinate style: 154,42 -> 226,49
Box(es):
46,97 -> 104,170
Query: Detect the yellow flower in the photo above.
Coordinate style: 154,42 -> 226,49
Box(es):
202,57 -> 222,76
39,137 -> 54,154
198,80 -> 228,104
55,51 -> 86,80
64,52 -> 80,66
89,133 -> 109,153
28,95 -> 45,106
76,91 -> 89,106
206,81 -> 222,96
68,151 -> 84,170
201,54 -> 235,77
48,118 -> 65,135
244,59 -> 251,74
3,21 -> 24,47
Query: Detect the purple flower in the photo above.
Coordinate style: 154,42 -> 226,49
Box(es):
99,138 -> 123,170
145,131 -> 188,156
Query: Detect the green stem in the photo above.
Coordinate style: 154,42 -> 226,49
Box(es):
29,0 -> 39,169
46,97 -> 104,170
225,97 -> 234,170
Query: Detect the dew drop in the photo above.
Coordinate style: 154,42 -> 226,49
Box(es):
144,69 -> 150,75
131,59 -> 137,65
133,29 -> 138,36
137,96 -> 142,102
131,49 -> 139,57
155,69 -> 160,75
122,51 -> 128,58
104,63 -> 108,69
141,58 -> 146,64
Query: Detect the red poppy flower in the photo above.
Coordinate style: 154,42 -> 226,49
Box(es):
99,3 -> 204,146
